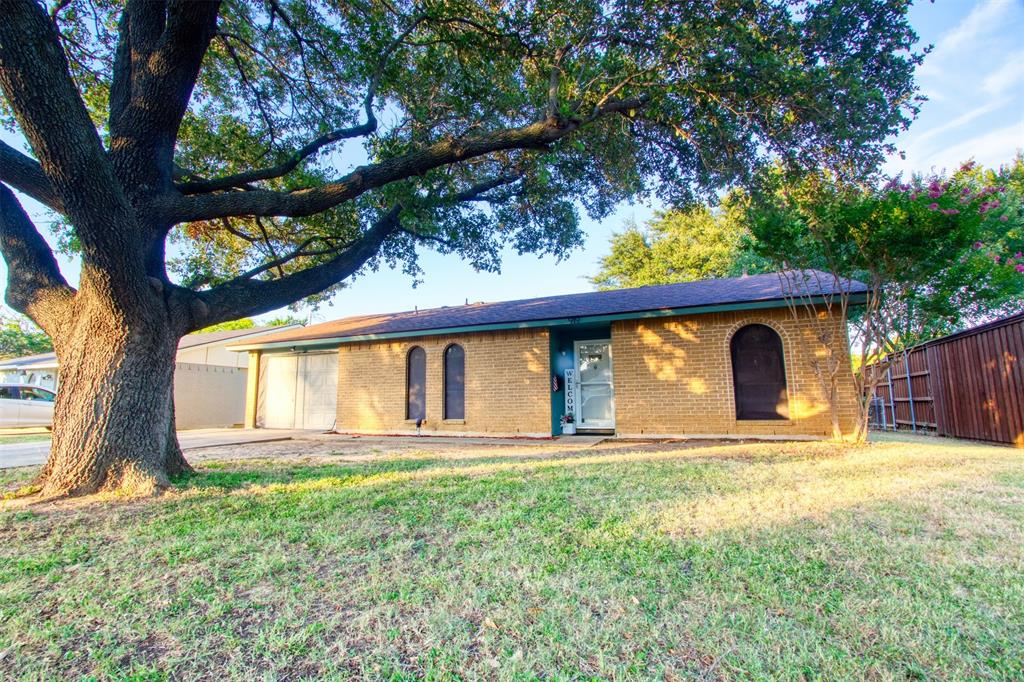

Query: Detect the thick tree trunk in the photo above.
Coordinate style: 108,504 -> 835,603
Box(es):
38,297 -> 190,497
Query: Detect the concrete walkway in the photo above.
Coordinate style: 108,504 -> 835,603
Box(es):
0,428 -> 309,469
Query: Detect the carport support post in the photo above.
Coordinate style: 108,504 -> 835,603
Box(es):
245,350 -> 261,429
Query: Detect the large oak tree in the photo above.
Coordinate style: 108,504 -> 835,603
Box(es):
0,0 -> 920,496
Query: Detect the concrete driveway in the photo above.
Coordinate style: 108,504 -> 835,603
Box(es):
0,428 -> 309,469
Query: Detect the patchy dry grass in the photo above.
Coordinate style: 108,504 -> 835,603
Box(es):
1,436 -> 1022,680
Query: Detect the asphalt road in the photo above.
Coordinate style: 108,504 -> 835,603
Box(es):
0,428 -> 305,469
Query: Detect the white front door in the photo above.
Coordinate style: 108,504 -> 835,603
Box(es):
574,340 -> 615,430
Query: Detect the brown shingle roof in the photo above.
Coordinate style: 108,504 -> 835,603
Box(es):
234,270 -> 864,347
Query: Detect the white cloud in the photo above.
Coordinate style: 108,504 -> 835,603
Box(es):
939,0 -> 1016,51
916,0 -> 1021,78
914,100 -> 1006,145
982,50 -> 1024,94
920,121 -> 1024,172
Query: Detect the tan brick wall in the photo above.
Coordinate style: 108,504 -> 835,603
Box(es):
611,307 -> 859,438
336,328 -> 551,436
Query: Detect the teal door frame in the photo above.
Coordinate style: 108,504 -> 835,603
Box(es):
549,323 -> 612,435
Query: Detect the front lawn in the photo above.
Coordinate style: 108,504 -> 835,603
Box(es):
1,436 -> 1022,680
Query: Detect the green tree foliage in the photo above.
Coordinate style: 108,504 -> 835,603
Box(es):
264,315 -> 307,328
0,308 -> 52,359
197,316 -> 305,333
744,162 -> 1022,441
197,318 -> 257,333
591,192 -> 771,289
748,161 -> 1024,347
2,0 -> 924,307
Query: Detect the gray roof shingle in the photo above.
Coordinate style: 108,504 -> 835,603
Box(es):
236,270 -> 864,346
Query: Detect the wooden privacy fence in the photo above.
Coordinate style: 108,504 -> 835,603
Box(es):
869,311 -> 1024,447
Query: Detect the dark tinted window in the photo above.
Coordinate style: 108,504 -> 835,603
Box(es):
0,386 -> 17,400
443,344 -> 465,420
406,346 -> 426,420
731,324 -> 789,420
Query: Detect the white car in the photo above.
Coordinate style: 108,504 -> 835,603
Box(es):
0,384 -> 56,428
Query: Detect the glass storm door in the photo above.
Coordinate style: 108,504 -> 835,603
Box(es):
574,340 -> 615,430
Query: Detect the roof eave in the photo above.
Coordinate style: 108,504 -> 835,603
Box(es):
178,324 -> 303,352
229,293 -> 866,352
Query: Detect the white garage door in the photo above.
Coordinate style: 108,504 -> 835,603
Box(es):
263,353 -> 338,430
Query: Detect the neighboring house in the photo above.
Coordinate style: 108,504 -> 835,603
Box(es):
0,325 -> 298,429
0,352 -> 58,390
230,272 -> 865,439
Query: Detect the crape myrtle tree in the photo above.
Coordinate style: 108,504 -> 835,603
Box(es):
748,166 -> 1023,441
0,0 -> 921,496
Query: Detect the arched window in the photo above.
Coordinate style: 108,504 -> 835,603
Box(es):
406,346 -> 426,420
443,344 -> 466,420
731,324 -> 789,420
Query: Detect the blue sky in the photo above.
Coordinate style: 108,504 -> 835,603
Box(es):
2,0 -> 1023,325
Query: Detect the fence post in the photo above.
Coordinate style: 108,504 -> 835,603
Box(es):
904,350 -> 917,433
926,345 -> 944,436
886,363 -> 897,431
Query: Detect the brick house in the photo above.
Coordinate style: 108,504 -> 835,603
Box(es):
229,272 -> 864,439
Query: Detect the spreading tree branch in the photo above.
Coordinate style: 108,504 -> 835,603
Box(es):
175,115 -> 377,194
175,12 -> 429,195
448,172 -> 523,203
108,0 -> 222,186
0,183 -> 74,332
161,96 -> 648,223
195,205 -> 404,329
0,0 -> 139,279
0,140 -> 65,213
190,165 -> 524,328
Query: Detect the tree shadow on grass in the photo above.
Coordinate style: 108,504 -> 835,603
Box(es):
174,439 -> 862,494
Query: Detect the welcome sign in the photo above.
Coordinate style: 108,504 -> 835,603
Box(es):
564,368 -> 577,419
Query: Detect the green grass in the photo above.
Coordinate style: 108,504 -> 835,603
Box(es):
1,437 -> 1023,680
0,433 -> 50,445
